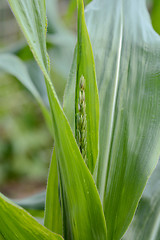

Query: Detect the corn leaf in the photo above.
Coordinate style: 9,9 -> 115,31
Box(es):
44,47 -> 77,233
84,0 -> 160,239
44,48 -> 77,235
0,54 -> 41,101
44,150 -> 62,235
0,234 -> 4,240
47,83 -> 107,240
7,0 -> 107,239
14,191 -> 45,210
47,0 -> 99,233
0,193 -> 63,240
76,0 -> 99,173
0,54 -> 52,132
65,0 -> 92,23
151,0 -> 160,34
123,159 -> 160,240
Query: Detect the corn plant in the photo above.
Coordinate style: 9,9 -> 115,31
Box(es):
0,0 -> 160,239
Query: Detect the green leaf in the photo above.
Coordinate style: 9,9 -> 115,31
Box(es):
47,82 -> 107,240
65,0 -> 92,22
0,234 -> 5,240
7,0 -> 49,73
151,0 -> 160,34
75,0 -> 99,173
84,0 -> 160,239
14,191 -> 45,210
44,150 -> 62,235
0,193 -> 63,240
123,160 -> 160,240
0,54 -> 40,100
44,47 -> 77,234
8,0 -> 107,239
0,54 -> 52,133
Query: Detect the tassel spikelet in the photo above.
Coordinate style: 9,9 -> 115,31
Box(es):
76,75 -> 87,162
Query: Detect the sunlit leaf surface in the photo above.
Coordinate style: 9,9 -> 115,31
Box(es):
6,0 -> 160,239
123,160 -> 160,240
84,0 -> 160,239
75,0 -> 99,173
0,193 -> 63,240
44,151 -> 62,235
7,0 -> 107,239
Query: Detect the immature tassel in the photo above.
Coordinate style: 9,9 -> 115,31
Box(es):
76,75 -> 87,162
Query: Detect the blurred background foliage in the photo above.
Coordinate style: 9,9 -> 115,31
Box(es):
0,0 -> 75,197
0,0 -> 159,198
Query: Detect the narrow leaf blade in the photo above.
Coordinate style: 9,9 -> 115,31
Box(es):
46,77 -> 107,240
0,54 -> 52,133
0,193 -> 63,240
123,160 -> 160,240
76,0 -> 99,173
7,0 -> 107,239
44,150 -> 62,235
15,191 -> 45,210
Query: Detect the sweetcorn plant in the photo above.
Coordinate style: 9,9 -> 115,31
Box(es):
0,0 -> 160,239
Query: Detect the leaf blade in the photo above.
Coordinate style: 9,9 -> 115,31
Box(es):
0,193 -> 63,240
76,0 -> 99,173
44,150 -> 62,235
0,53 -> 52,134
85,0 -> 160,239
45,76 -> 107,240
123,160 -> 160,240
7,0 -> 107,239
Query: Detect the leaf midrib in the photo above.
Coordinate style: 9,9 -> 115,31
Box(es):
100,3 -> 124,203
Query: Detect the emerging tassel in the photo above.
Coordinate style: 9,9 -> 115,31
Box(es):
76,75 -> 87,162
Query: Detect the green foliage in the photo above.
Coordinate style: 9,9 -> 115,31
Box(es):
0,0 -> 160,239
75,0 -> 99,173
151,0 -> 160,34
0,73 -> 52,183
0,0 -> 75,184
123,159 -> 160,240
85,1 -> 160,239
0,193 -> 62,240
44,151 -> 62,235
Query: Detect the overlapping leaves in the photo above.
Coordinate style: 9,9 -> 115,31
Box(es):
0,193 -> 62,240
123,159 -> 160,240
85,0 -> 160,239
1,0 -> 160,239
5,0 -> 107,239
